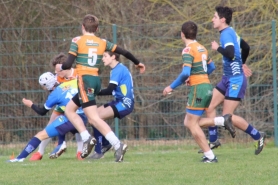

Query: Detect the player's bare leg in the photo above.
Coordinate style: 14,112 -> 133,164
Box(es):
184,113 -> 217,163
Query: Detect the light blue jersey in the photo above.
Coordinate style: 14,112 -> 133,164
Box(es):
110,63 -> 134,108
220,27 -> 243,76
44,79 -> 83,114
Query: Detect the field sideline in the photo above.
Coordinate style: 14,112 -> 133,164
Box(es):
1,140 -> 278,185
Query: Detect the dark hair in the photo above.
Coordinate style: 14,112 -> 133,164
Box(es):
215,6 -> 233,25
50,53 -> 67,67
82,14 -> 99,33
181,21 -> 197,40
105,51 -> 120,61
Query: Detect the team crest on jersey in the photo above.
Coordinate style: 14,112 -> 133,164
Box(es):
182,47 -> 191,54
87,88 -> 95,96
72,37 -> 81,43
62,85 -> 71,91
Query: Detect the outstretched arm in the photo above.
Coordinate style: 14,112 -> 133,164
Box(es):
114,46 -> 145,73
22,98 -> 49,116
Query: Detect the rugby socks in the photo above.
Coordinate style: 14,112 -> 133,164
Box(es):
75,133 -> 83,152
245,124 -> 261,140
214,117 -> 225,126
17,137 -> 41,159
105,131 -> 120,150
208,126 -> 218,143
58,134 -> 65,145
93,127 -> 102,154
38,137 -> 51,155
102,136 -> 110,147
204,150 -> 215,160
80,130 -> 91,142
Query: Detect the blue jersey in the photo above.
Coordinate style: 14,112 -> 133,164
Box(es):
110,63 -> 134,108
44,79 -> 83,114
220,27 -> 243,76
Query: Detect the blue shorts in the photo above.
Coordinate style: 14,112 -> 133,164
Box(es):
216,74 -> 247,100
104,100 -> 134,119
45,113 -> 87,137
186,109 -> 204,116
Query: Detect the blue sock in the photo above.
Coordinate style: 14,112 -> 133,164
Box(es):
17,137 -> 41,159
93,127 -> 102,154
58,134 -> 65,145
208,126 -> 218,142
102,137 -> 109,147
244,124 -> 261,140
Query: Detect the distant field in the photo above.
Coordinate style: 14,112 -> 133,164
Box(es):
1,140 -> 278,185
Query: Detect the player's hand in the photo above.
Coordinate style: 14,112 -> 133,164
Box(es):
242,64 -> 252,77
135,63 -> 146,73
185,78 -> 190,86
22,98 -> 33,108
55,64 -> 63,73
211,41 -> 219,51
163,86 -> 173,96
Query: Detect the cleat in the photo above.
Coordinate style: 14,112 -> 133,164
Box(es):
254,132 -> 265,155
201,156 -> 218,163
223,114 -> 236,138
87,152 -> 104,160
198,140 -> 221,153
76,151 -> 83,160
114,143 -> 128,162
29,152 -> 43,161
7,158 -> 25,163
49,141 -> 67,159
101,144 -> 112,154
81,136 -> 97,159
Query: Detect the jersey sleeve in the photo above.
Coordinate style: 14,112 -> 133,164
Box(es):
109,66 -> 122,85
68,36 -> 81,56
44,90 -> 60,110
104,39 -> 117,52
181,47 -> 194,67
221,31 -> 234,48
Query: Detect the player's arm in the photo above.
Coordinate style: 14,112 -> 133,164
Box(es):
170,66 -> 191,89
211,33 -> 234,59
240,38 -> 252,77
22,98 -> 49,116
31,104 -> 49,116
216,45 -> 234,60
114,46 -> 145,73
207,58 -> 216,75
240,38 -> 250,64
114,46 -> 139,65
98,83 -> 117,96
163,66 -> 190,96
164,47 -> 192,95
60,54 -> 76,70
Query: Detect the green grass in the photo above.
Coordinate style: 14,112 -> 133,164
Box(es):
1,142 -> 278,185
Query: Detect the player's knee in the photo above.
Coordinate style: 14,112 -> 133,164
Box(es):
35,130 -> 47,140
87,117 -> 100,126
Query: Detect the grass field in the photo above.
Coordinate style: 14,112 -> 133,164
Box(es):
1,140 -> 278,185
